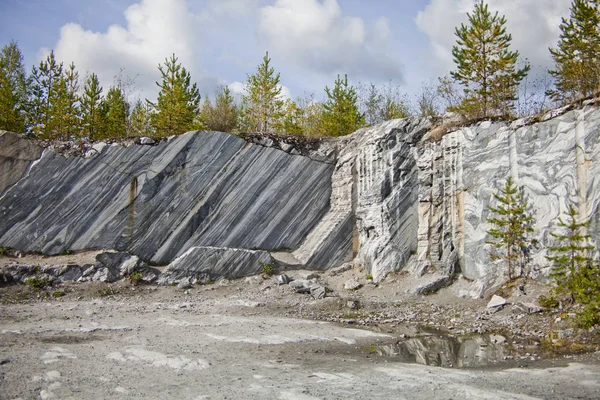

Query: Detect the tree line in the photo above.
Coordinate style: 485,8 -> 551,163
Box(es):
1,0 -> 598,139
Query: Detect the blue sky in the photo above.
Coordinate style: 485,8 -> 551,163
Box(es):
0,0 -> 571,104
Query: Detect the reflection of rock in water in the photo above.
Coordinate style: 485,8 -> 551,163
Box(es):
377,335 -> 506,368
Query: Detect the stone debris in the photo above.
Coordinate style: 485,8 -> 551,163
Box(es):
512,302 -> 543,314
329,263 -> 352,276
274,274 -> 292,285
344,279 -> 363,291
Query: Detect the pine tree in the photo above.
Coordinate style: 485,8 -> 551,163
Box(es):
200,86 -> 238,132
0,64 -> 24,132
322,74 -> 364,136
28,51 -> 63,138
129,99 -> 153,137
0,41 -> 27,132
80,73 -> 104,140
244,51 -> 284,134
549,0 -> 600,101
486,176 -> 535,281
546,204 -> 599,327
547,204 -> 595,290
102,86 -> 129,138
47,63 -> 80,140
451,1 -> 530,118
149,54 -> 200,137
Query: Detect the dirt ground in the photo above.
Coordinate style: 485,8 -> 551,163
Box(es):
1,256 -> 599,399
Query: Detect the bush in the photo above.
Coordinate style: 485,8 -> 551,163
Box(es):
260,262 -> 277,277
538,294 -> 559,308
576,304 -> 600,329
128,271 -> 143,285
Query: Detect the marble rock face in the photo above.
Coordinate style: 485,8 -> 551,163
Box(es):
1,106 -> 599,287
0,131 -> 334,267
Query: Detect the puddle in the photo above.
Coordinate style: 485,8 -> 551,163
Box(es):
370,332 -> 542,369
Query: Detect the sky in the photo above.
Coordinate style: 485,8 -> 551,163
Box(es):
0,0 -> 571,104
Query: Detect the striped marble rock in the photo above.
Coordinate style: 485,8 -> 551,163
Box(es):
0,131 -> 334,266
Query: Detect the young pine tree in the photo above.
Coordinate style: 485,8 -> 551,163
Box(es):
547,204 -> 595,288
149,54 -> 200,137
322,74 -> 364,136
0,64 -> 25,132
0,41 -> 28,132
102,86 -> 129,138
28,51 -> 63,138
546,204 -> 599,327
486,176 -> 535,281
244,51 -> 284,134
47,62 -> 80,140
549,0 -> 600,101
80,73 -> 104,140
451,1 -> 530,118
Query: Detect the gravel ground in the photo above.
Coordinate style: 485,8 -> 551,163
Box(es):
1,260 -> 599,399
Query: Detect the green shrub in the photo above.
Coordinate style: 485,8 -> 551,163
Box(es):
576,304 -> 600,329
538,294 -> 559,308
366,274 -> 373,280
260,262 -> 277,277
52,290 -> 66,298
128,271 -> 143,285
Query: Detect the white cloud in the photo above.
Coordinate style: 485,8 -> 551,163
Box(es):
198,0 -> 258,18
416,0 -> 571,74
258,0 -> 403,83
51,0 -> 217,101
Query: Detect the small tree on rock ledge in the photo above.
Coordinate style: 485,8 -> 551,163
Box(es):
486,176 -> 535,281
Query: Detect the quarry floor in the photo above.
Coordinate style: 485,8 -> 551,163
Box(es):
1,260 -> 600,399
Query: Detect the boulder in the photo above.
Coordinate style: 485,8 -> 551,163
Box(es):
158,247 -> 276,285
487,295 -> 508,311
344,279 -> 363,291
274,274 -> 292,285
411,275 -> 452,295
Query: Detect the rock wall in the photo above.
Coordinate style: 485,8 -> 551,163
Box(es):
1,106 -> 599,287
0,131 -> 335,265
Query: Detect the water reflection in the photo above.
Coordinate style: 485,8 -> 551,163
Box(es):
377,335 -> 509,368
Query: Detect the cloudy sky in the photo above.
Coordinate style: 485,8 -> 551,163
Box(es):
0,0 -> 570,103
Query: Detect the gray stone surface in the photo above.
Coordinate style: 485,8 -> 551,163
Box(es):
0,131 -> 43,194
0,131 -> 333,265
157,246 -> 275,284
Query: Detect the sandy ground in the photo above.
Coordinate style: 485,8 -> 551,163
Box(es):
1,256 -> 600,399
